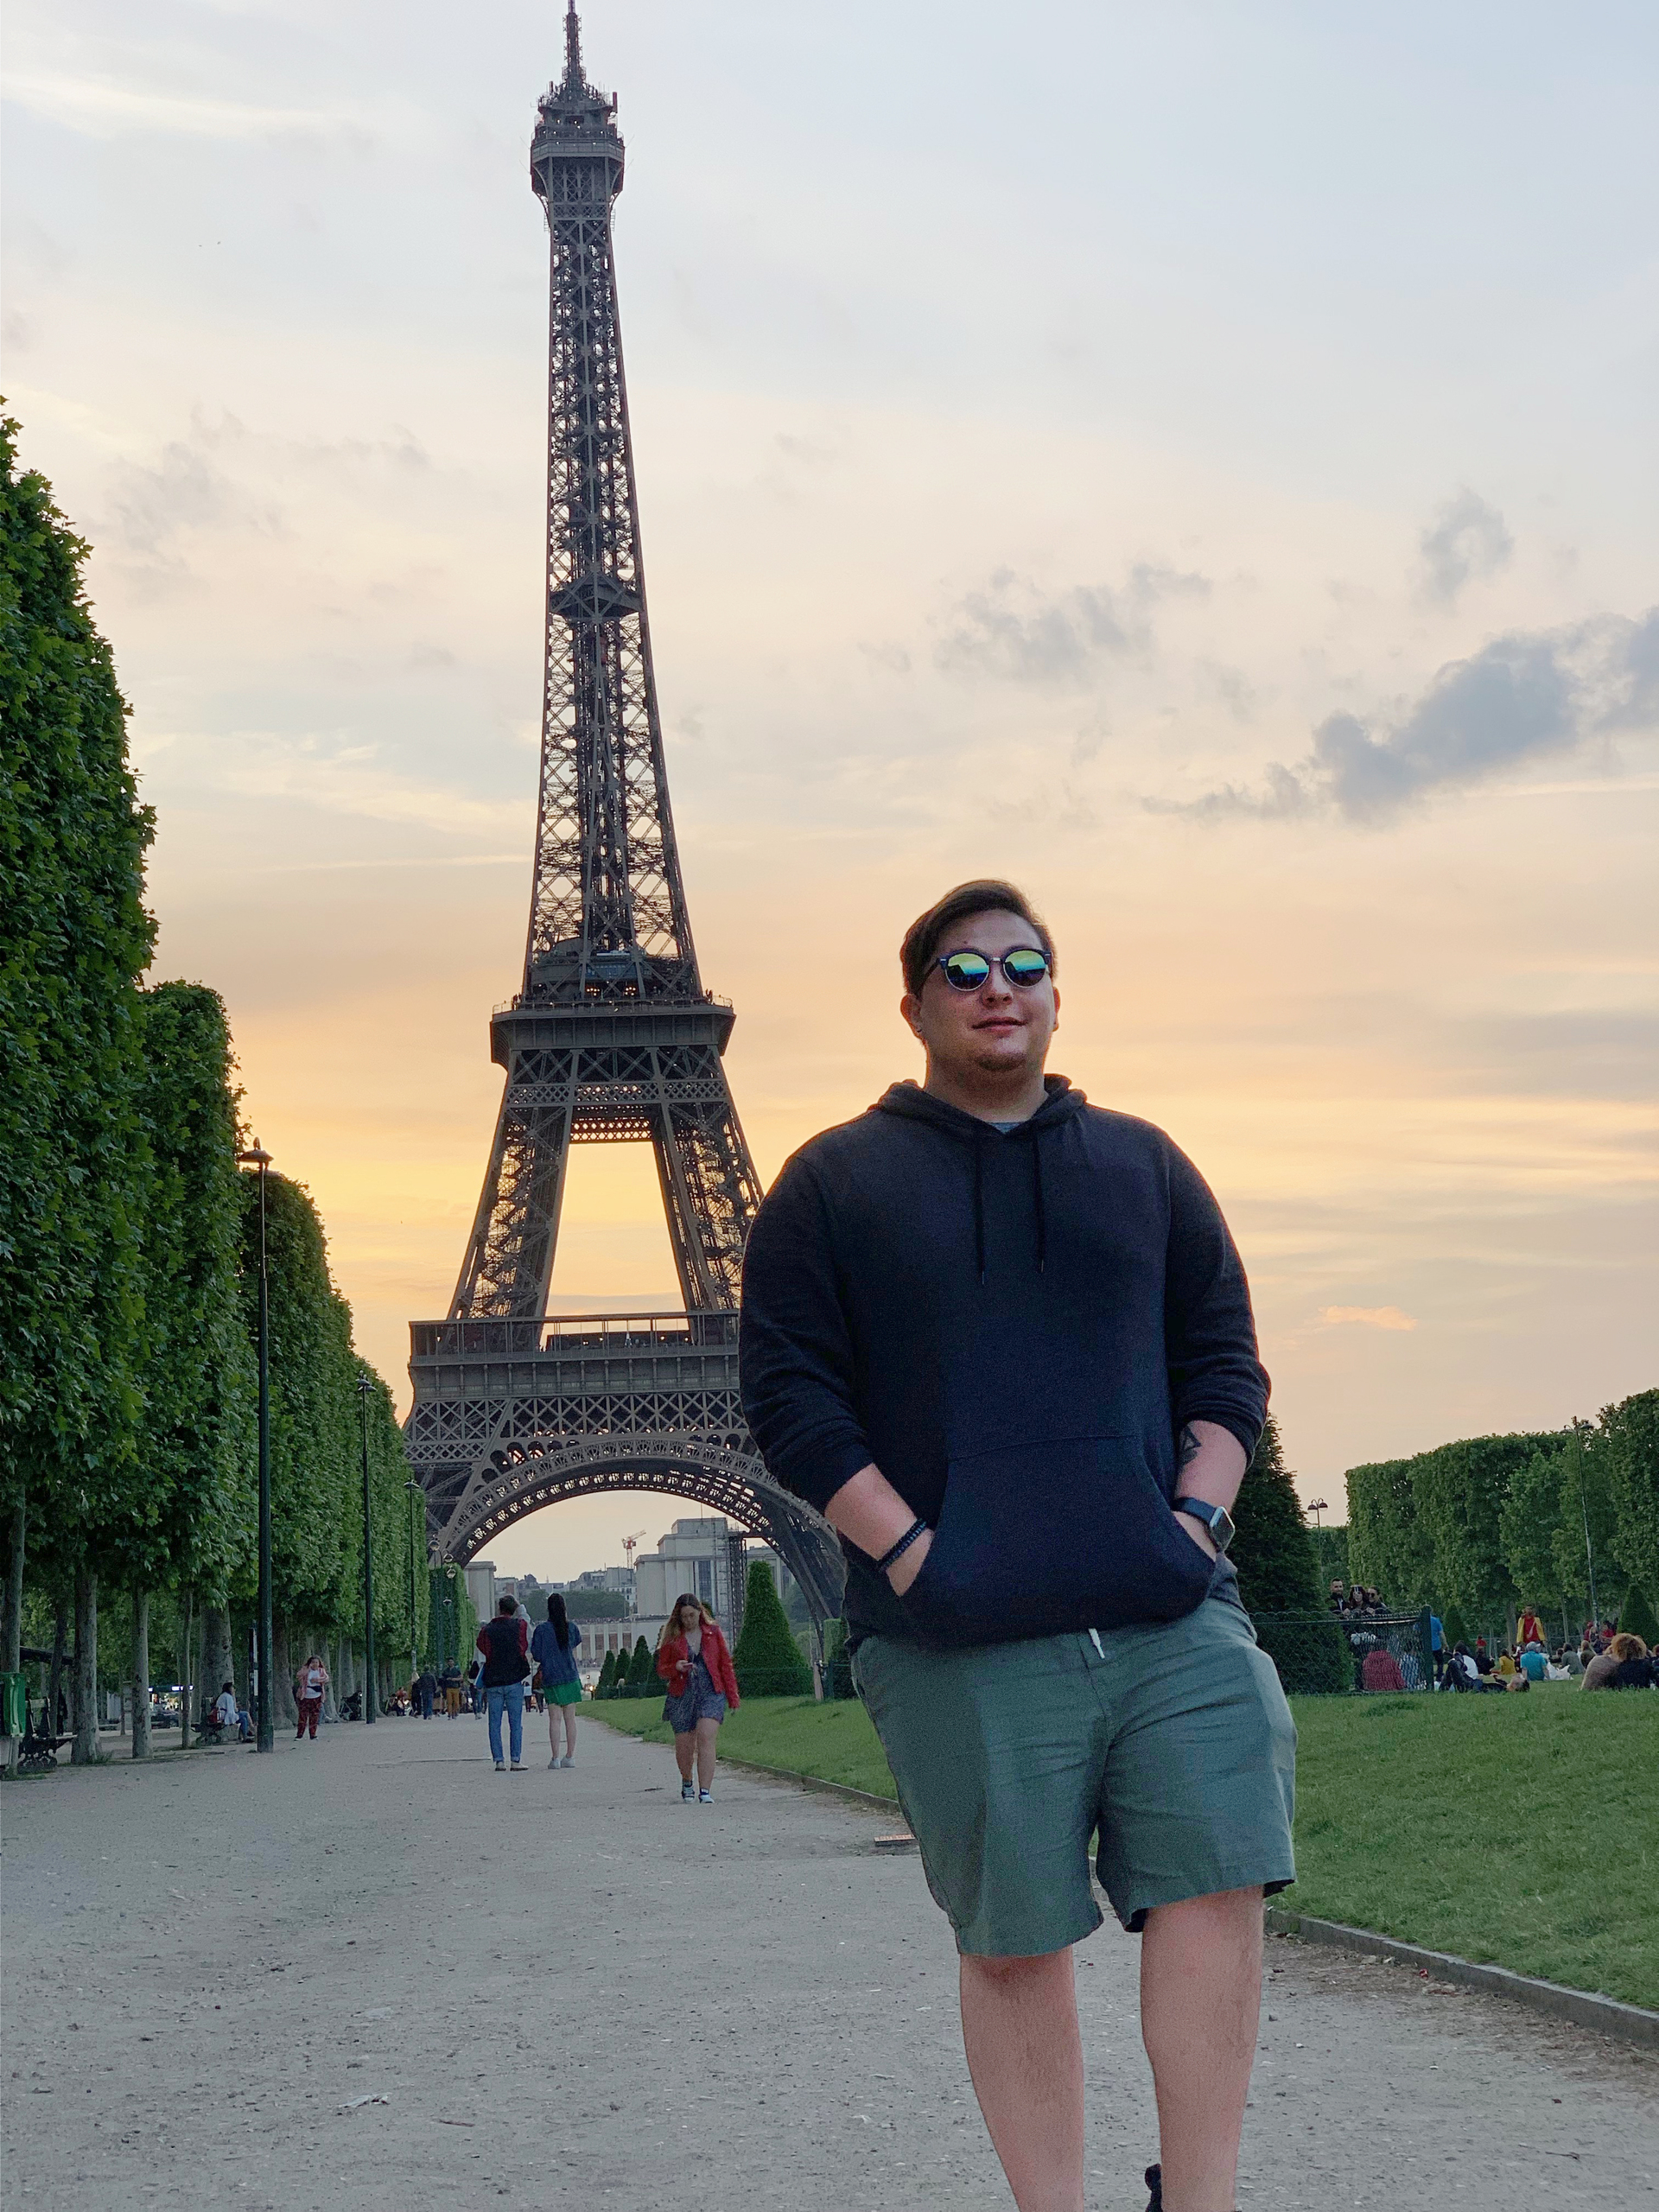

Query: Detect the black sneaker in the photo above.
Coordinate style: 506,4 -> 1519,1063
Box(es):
1144,2164 -> 1162,2212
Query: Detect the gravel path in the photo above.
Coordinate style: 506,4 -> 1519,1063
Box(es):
3,1714 -> 1655,2209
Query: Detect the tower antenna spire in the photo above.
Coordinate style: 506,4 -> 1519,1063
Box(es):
564,1 -> 582,86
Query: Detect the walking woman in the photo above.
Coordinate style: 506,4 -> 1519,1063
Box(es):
531,1592 -> 584,1769
295,1653 -> 328,1741
655,1593 -> 740,1803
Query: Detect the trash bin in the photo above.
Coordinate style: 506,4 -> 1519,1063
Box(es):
0,1671 -> 27,1741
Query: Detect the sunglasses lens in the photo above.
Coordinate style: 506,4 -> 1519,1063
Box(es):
1002,949 -> 1050,987
941,952 -> 992,990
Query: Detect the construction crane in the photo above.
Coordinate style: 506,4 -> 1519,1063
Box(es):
620,1530 -> 647,1622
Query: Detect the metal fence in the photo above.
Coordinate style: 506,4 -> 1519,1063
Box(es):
1252,1609 -> 1436,1695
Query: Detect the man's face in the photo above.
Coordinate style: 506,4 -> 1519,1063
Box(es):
902,906 -> 1059,1083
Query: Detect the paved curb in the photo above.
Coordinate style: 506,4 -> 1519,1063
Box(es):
1265,1907 -> 1659,2051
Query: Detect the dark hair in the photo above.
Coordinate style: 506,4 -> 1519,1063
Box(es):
497,1594 -> 517,1616
222,1680 -> 234,1692
899,880 -> 1055,998
547,1591 -> 571,1651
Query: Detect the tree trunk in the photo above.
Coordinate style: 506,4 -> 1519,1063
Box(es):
322,1637 -> 339,1722
3,1501 -> 23,1776
178,1592 -> 194,1751
3,1499 -> 23,1672
232,1611 -> 251,1712
71,1565 -> 99,1764
47,1597 -> 68,1738
131,1586 -> 151,1758
272,1617 -> 297,1730
202,1606 -> 234,1718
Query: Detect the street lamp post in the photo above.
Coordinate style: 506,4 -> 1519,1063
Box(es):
236,1140 -> 275,1754
356,1373 -> 377,1724
405,1479 -> 423,1683
1573,1416 -> 1599,1632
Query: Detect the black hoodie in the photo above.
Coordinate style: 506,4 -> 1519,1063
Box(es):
739,1077 -> 1268,1649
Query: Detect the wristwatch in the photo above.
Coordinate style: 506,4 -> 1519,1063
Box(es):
1173,1497 -> 1236,1554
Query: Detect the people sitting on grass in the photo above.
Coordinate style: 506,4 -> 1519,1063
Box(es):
1494,1649 -> 1516,1680
1446,1643 -> 1504,1693
1518,1642 -> 1548,1684
1580,1637 -> 1624,1690
1360,1647 -> 1407,1693
1609,1633 -> 1656,1690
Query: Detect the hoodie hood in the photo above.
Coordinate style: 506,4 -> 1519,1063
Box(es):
872,1074 -> 1085,1137
874,1076 -> 1086,1280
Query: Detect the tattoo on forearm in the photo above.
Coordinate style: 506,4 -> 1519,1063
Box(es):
1178,1425 -> 1203,1471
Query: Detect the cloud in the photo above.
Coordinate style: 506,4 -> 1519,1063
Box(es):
1159,607 -> 1659,823
1320,1306 -> 1418,1332
105,439 -> 277,558
4,72 -> 386,149
935,563 -> 1209,687
1418,488 -> 1514,607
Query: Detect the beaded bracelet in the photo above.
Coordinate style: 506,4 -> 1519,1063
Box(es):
875,1518 -> 931,1575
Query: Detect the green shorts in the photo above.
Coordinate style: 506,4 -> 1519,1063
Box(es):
546,1680 -> 583,1707
853,1595 -> 1296,1957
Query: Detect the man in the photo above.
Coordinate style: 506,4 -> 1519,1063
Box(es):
741,880 -> 1295,2212
415,1664 -> 438,1719
213,1680 -> 250,1742
1518,1641 -> 1548,1684
475,1596 -> 531,1771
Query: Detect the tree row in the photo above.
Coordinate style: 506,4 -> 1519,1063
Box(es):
0,417 -> 429,1762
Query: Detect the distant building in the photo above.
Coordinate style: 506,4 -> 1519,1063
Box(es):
579,1614 -> 670,1681
570,1565 -> 634,1599
465,1560 -> 497,1622
633,1517 -> 747,1627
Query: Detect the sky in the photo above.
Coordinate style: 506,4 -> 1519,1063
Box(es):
6,0 -> 1656,1586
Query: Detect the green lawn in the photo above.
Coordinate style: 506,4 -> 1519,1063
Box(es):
593,1684 -> 1659,2006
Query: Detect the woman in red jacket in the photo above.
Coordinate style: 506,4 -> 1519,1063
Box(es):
655,1593 -> 741,1804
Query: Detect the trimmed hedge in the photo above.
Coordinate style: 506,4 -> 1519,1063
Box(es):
734,1561 -> 812,1698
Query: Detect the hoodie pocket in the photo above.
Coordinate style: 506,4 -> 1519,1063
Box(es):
899,1434 -> 1215,1649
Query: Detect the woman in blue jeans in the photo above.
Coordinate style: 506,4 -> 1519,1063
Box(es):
475,1596 -> 531,1771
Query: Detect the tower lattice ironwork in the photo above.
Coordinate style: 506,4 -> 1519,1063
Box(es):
405,7 -> 843,1626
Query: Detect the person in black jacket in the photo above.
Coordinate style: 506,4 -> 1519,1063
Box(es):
741,880 -> 1296,2212
475,1596 -> 531,1771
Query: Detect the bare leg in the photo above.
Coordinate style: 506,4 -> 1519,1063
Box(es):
548,1702 -> 561,1758
674,1731 -> 696,1784
694,1717 -> 719,1791
958,1948 -> 1084,2212
560,1706 -> 577,1758
1141,1887 -> 1262,2212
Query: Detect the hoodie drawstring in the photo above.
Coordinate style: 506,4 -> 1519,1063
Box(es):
972,1128 -> 988,1284
1030,1135 -> 1047,1274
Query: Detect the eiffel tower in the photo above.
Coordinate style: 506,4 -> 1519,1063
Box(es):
405,5 -> 844,1628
